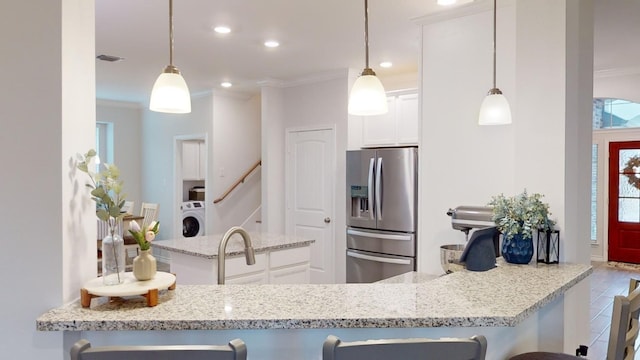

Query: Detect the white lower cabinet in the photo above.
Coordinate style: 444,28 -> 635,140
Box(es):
269,263 -> 310,284
268,247 -> 311,284
226,271 -> 269,285
169,245 -> 311,284
225,253 -> 268,284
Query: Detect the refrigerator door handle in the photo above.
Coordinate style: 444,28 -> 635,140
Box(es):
347,228 -> 412,241
375,157 -> 383,221
368,157 -> 375,220
347,250 -> 412,265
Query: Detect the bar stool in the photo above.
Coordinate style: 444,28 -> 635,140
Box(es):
70,338 -> 247,360
322,335 -> 487,360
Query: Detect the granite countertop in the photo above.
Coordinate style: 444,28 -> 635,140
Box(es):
37,262 -> 591,332
375,271 -> 440,284
151,232 -> 315,259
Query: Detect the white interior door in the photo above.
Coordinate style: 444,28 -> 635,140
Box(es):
286,128 -> 335,284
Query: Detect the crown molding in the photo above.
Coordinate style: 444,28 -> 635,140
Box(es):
257,78 -> 287,88
594,66 -> 640,79
412,0 -> 515,26
258,69 -> 349,89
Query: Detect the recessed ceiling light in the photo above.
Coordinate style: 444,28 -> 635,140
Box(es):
437,0 -> 457,5
379,61 -> 393,68
214,26 -> 231,34
264,40 -> 280,48
221,82 -> 232,88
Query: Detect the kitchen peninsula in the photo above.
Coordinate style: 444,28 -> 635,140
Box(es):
38,262 -> 591,359
152,232 -> 315,284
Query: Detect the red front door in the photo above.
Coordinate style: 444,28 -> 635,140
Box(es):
609,141 -> 640,263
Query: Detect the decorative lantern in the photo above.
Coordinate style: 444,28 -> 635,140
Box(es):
537,229 -> 560,264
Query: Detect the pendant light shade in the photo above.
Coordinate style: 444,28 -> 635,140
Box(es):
478,89 -> 512,125
348,0 -> 388,116
349,72 -> 388,116
150,0 -> 191,114
478,0 -> 511,125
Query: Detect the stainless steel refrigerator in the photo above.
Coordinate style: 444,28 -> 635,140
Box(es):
346,147 -> 418,283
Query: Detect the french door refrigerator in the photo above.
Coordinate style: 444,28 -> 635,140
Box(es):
346,147 -> 418,283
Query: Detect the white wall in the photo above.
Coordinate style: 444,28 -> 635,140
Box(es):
591,72 -> 640,261
0,1 -> 95,359
594,73 -> 640,103
419,4 -> 517,275
96,101 -> 142,213
260,73 -> 350,283
141,94 -> 210,240
282,73 -> 350,283
379,72 -> 419,92
260,86 -> 286,234
418,0 -> 593,352
141,91 -> 261,240
209,92 -> 262,233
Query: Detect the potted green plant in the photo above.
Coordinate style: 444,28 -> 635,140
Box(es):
488,190 -> 555,264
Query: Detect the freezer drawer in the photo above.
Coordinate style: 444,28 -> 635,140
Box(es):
346,249 -> 415,283
347,227 -> 415,257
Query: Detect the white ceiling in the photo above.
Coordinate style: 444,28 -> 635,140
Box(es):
95,0 -> 640,105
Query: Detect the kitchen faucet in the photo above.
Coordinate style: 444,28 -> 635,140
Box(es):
217,226 -> 256,284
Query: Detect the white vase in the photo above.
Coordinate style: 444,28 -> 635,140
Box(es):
102,234 -> 125,285
133,249 -> 157,281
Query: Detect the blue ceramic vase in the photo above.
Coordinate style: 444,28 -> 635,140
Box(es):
501,232 -> 533,264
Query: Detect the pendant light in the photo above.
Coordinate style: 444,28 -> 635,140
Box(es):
478,0 -> 511,125
150,0 -> 191,114
348,0 -> 388,116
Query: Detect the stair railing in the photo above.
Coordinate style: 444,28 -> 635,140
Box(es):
213,159 -> 262,204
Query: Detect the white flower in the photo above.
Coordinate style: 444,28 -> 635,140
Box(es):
147,221 -> 157,231
145,231 -> 156,242
129,220 -> 141,232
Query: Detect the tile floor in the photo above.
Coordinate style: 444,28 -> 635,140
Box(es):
588,261 -> 640,359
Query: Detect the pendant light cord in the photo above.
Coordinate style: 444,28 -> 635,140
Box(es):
492,0 -> 497,89
169,0 -> 174,67
364,0 -> 370,69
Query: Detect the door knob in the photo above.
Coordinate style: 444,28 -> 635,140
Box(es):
324,217 -> 331,223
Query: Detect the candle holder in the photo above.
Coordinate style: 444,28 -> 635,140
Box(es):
537,229 -> 560,264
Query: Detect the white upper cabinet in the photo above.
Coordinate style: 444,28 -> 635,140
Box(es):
362,89 -> 419,147
182,140 -> 205,180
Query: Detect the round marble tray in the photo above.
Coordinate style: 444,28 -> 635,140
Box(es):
81,272 -> 176,308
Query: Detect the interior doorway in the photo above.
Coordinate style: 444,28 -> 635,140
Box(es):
173,135 -> 207,240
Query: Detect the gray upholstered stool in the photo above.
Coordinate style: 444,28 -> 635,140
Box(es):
71,338 -> 247,360
323,335 -> 487,360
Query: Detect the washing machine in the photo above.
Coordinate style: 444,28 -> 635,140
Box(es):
181,201 -> 205,237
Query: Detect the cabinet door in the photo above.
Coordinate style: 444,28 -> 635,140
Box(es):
182,141 -> 201,180
269,263 -> 310,284
396,93 -> 419,145
226,272 -> 268,284
361,97 -> 397,147
225,253 -> 267,277
198,141 -> 206,179
269,247 -> 310,284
